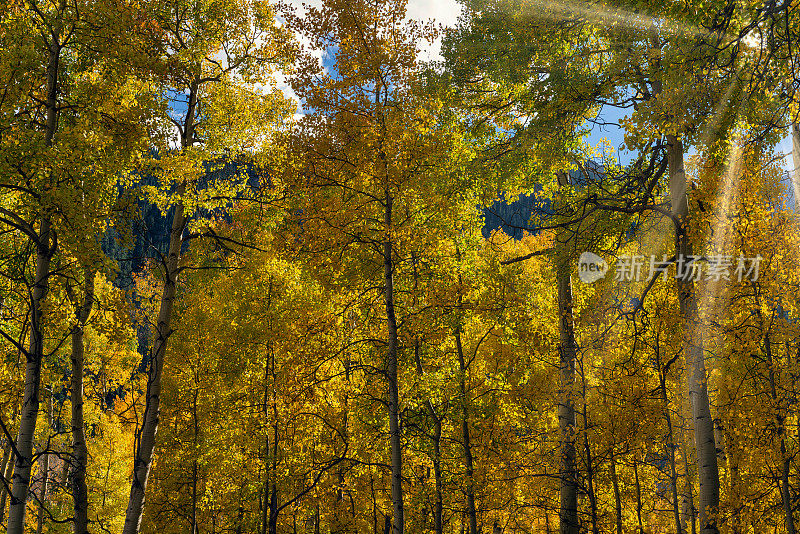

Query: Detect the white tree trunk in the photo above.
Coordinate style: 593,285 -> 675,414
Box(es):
791,123 -> 800,210
668,135 -> 719,534
121,198 -> 185,534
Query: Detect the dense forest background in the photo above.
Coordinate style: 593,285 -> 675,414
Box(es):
1,0 -> 800,533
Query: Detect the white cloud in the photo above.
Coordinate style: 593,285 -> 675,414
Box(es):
407,0 -> 463,62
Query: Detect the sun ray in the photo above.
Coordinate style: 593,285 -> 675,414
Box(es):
518,0 -> 703,38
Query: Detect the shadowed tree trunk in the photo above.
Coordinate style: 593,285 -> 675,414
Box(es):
634,455 -> 644,534
383,188 -> 403,534
414,339 -> 443,534
67,268 -> 94,534
36,390 -> 53,534
656,340 -> 683,534
610,452 -> 622,534
456,328 -> 478,534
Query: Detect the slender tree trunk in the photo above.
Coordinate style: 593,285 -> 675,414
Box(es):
68,268 -> 93,534
8,22 -> 62,530
0,447 -> 12,525
555,171 -> 579,534
659,355 -> 683,534
10,216 -> 54,534
0,439 -> 11,522
269,482 -> 278,534
456,328 -> 478,534
0,403 -> 19,524
681,438 -> 697,534
191,386 -> 199,534
791,123 -> 800,211
261,360 -> 271,534
668,134 -> 719,534
36,390 -> 53,534
333,355 -> 351,534
557,259 -> 579,534
762,332 -> 796,534
634,456 -> 643,534
269,413 -> 278,534
724,420 -> 742,534
431,410 -> 443,534
121,76 -> 198,534
121,195 -> 185,534
579,373 -> 598,534
370,474 -> 378,534
414,339 -> 443,534
610,454 -> 622,534
383,190 -> 404,534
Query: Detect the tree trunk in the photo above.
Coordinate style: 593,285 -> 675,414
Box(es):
8,21 -> 61,530
0,438 -> 12,523
456,328 -> 478,534
383,190 -> 404,534
681,438 -> 697,534
191,383 -> 199,534
431,410 -> 443,534
121,76 -> 198,534
659,354 -> 683,534
9,216 -> 54,534
555,171 -> 579,534
121,195 -> 185,534
791,123 -> 800,211
414,339 -> 443,534
634,456 -> 643,534
269,482 -> 278,534
610,454 -> 622,534
579,372 -> 598,534
557,250 -> 579,534
668,134 -> 719,534
762,332 -> 796,534
69,268 -> 93,534
0,442 -> 14,524
36,390 -> 53,534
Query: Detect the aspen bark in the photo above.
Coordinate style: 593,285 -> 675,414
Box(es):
121,193 -> 185,534
658,350 -> 683,534
724,420 -> 742,534
383,190 -> 404,534
579,373 -> 598,534
456,328 -> 478,534
191,386 -> 199,534
556,170 -> 579,534
10,219 -> 54,534
610,455 -> 622,534
762,331 -> 796,534
7,17 -> 62,532
0,439 -> 11,522
122,77 -> 196,534
668,134 -> 719,534
69,268 -> 93,534
791,123 -> 800,211
36,391 -> 53,534
634,456 -> 644,534
414,340 -> 443,534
